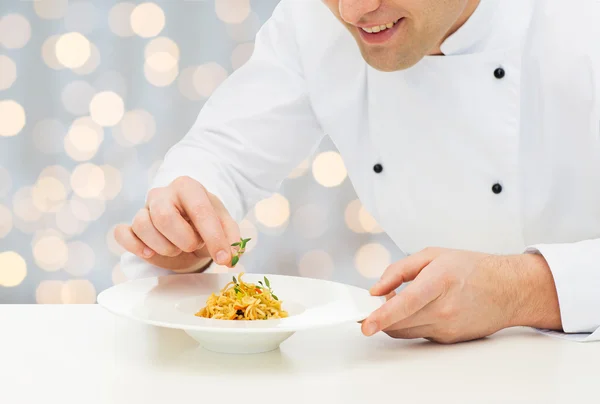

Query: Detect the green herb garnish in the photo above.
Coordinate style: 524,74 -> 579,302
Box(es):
230,237 -> 251,267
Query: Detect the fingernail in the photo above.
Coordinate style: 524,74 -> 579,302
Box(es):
364,321 -> 379,336
143,248 -> 154,258
216,250 -> 229,265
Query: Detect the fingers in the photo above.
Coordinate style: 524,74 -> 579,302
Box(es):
174,178 -> 233,266
114,224 -> 154,259
370,247 -> 443,296
147,198 -> 203,253
362,265 -> 444,336
131,208 -> 181,257
213,195 -> 241,245
385,326 -> 433,340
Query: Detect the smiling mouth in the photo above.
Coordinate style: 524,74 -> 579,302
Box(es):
356,18 -> 404,44
359,18 -> 402,34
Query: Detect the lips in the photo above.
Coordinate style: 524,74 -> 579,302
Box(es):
360,18 -> 401,34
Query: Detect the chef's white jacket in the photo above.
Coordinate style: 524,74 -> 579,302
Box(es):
121,0 -> 600,341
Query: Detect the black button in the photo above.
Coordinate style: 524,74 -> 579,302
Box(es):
494,67 -> 505,79
373,164 -> 383,174
492,183 -> 503,194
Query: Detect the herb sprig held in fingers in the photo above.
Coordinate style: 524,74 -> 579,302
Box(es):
230,237 -> 251,267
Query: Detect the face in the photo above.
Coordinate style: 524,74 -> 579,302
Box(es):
323,0 -> 479,71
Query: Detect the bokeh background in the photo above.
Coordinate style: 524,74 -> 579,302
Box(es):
0,0 -> 403,304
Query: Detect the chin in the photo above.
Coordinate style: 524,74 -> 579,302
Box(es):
362,51 -> 424,72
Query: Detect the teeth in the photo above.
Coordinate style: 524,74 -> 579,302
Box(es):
361,19 -> 400,34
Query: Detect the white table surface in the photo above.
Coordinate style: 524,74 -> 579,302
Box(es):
1,305 -> 598,404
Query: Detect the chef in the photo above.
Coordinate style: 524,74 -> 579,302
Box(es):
116,0 -> 600,343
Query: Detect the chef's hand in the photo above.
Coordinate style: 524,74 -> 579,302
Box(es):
361,247 -> 563,343
114,176 -> 240,272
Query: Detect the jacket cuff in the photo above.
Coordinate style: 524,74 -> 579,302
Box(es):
525,238 -> 600,335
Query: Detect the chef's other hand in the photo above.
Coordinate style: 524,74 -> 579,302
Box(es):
114,176 -> 240,272
361,247 -> 562,344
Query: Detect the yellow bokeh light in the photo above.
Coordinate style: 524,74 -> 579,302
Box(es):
109,2 -> 136,37
100,165 -> 122,200
0,55 -> 17,90
36,280 -> 64,304
33,234 -> 69,272
31,176 -> 67,213
312,151 -> 348,188
12,187 -> 43,223
215,0 -> 251,24
39,165 -> 72,194
55,32 -> 91,69
0,204 -> 13,238
0,251 -> 27,287
0,14 -> 31,49
358,206 -> 384,234
355,243 -> 391,279
72,42 -> 100,76
34,0 -> 69,20
64,241 -> 95,277
61,280 -> 97,304
192,63 -> 228,98
145,37 -> 179,68
231,42 -> 254,70
64,117 -> 104,161
0,166 -> 12,198
298,250 -> 335,280
144,62 -> 179,87
345,199 -> 366,234
70,163 -> 105,198
254,193 -> 290,228
61,80 -> 96,116
112,264 -> 129,285
0,100 -> 26,137
113,109 -> 156,146
55,204 -> 86,236
41,35 -> 63,70
292,204 -> 328,239
89,91 -> 124,127
130,2 -> 165,38
239,219 -> 258,253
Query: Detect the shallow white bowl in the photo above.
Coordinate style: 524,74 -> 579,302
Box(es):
97,273 -> 384,354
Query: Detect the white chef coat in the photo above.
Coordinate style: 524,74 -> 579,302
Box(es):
121,0 -> 600,341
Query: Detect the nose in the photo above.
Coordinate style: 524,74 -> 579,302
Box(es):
338,0 -> 381,25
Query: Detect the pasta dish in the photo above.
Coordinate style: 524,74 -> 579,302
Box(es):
195,273 -> 288,320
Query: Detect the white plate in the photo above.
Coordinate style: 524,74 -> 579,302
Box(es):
97,272 -> 384,354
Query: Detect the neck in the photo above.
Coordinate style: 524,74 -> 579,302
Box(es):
429,0 -> 481,55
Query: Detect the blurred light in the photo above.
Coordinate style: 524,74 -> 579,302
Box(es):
38,165 -> 72,194
109,2 -> 136,37
64,1 -> 99,35
89,91 -> 125,127
226,11 -> 260,42
33,234 -> 68,272
64,117 -> 104,161
55,32 -> 91,69
107,225 -> 126,256
61,279 -> 97,304
231,42 -> 254,70
61,81 -> 96,116
112,264 -> 129,285
145,37 -> 180,69
359,206 -> 384,234
130,3 -> 165,38
55,204 -> 86,236
144,62 -> 178,87
287,159 -> 310,179
36,280 -> 64,304
0,100 -> 26,137
312,151 -> 347,187
292,204 -> 328,239
254,193 -> 290,228
13,187 -> 43,223
0,55 -> 17,90
0,166 -> 12,198
113,109 -> 156,146
345,199 -> 366,234
34,0 -> 69,20
69,196 -> 106,222
0,14 -> 31,49
100,165 -> 122,200
71,163 -> 105,198
31,176 -> 67,213
178,67 -> 203,101
298,250 -> 334,280
0,251 -> 27,287
239,219 -> 258,252
72,42 -> 101,75
355,243 -> 391,279
192,63 -> 228,98
33,120 -> 66,154
94,70 -> 128,99
215,0 -> 251,24
147,159 -> 163,185
0,204 -> 13,238
41,35 -> 63,70
64,241 -> 95,276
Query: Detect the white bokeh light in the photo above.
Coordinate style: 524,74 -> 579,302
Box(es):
254,193 -> 290,228
145,62 -> 179,87
298,250 -> 335,280
178,67 -> 203,101
359,206 -> 384,234
55,204 -> 86,236
0,55 -> 17,90
33,233 -> 69,272
36,280 -> 64,304
61,280 -> 97,304
0,251 -> 27,287
89,91 -> 125,127
64,117 -> 104,162
64,241 -> 95,277
70,164 -> 106,198
38,165 -> 72,195
112,109 -> 156,146
70,195 -> 106,222
31,176 -> 67,213
130,2 -> 165,38
12,187 -> 43,223
61,81 -> 96,116
192,63 -> 229,98
0,204 -> 13,238
215,0 -> 251,24
100,165 -> 122,200
41,35 -> 63,70
312,151 -> 348,188
55,32 -> 91,69
345,199 -> 366,234
34,0 -> 69,20
287,159 -> 310,179
0,100 -> 26,137
0,14 -> 31,49
355,243 -> 391,279
72,42 -> 100,75
109,2 -> 136,37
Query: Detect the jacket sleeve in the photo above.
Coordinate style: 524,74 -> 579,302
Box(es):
121,0 -> 324,279
525,240 -> 600,342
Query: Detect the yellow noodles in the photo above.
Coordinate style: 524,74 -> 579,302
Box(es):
195,273 -> 288,320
